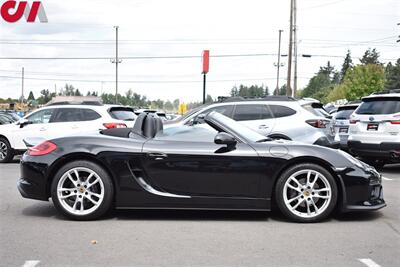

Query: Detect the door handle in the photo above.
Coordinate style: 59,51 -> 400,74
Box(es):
39,127 -> 46,131
259,125 -> 269,129
148,152 -> 168,160
71,125 -> 79,129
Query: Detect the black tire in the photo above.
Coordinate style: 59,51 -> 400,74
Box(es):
275,163 -> 338,223
51,160 -> 114,220
0,137 -> 14,163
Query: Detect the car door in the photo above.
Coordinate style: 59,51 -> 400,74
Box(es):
141,125 -> 263,198
232,104 -> 275,135
11,108 -> 56,149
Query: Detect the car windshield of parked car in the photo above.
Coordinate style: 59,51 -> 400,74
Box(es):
335,108 -> 356,120
108,108 -> 136,121
208,111 -> 268,143
356,98 -> 400,115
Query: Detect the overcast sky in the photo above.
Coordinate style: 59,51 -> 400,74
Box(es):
0,0 -> 399,103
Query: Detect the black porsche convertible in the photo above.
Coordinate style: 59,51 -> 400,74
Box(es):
18,111 -> 385,222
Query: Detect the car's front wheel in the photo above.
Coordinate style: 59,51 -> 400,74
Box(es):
51,160 -> 114,220
275,163 -> 338,223
0,137 -> 14,163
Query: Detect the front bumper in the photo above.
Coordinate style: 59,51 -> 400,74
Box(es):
348,141 -> 400,161
336,164 -> 386,212
314,136 -> 340,149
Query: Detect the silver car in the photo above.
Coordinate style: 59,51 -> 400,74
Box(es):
332,103 -> 359,150
165,96 -> 338,148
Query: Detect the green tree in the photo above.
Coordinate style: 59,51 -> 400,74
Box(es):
385,59 -> 400,89
37,89 -> 56,105
340,50 -> 353,82
342,64 -> 385,101
27,91 -> 35,101
360,48 -> 381,65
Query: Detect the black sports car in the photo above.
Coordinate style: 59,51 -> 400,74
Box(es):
18,112 -> 386,222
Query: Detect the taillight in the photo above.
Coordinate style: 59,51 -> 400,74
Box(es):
306,119 -> 329,128
27,141 -> 57,156
349,119 -> 360,124
103,123 -> 127,129
389,120 -> 400,125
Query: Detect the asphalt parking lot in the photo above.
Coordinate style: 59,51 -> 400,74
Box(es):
0,162 -> 399,267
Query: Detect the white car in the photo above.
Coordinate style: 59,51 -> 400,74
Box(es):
348,90 -> 400,167
164,96 -> 338,148
0,104 -> 136,163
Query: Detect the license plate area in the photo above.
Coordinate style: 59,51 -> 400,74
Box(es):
367,123 -> 379,131
339,127 -> 348,133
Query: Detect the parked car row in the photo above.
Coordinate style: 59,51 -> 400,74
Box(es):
164,96 -> 338,148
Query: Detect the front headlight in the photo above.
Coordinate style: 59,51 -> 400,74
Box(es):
338,150 -> 364,168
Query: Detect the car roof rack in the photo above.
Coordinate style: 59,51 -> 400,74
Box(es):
217,95 -> 297,103
46,101 -> 103,106
45,96 -> 103,106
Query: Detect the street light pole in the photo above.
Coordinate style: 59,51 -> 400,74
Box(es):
293,0 -> 298,97
21,67 -> 24,103
111,26 -> 122,104
286,0 -> 294,97
275,30 -> 283,95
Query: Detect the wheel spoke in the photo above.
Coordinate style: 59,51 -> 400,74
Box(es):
88,191 -> 101,199
306,171 -> 312,185
85,195 -> 99,205
306,200 -> 311,215
59,192 -> 76,199
310,173 -> 319,189
314,193 -> 330,199
67,173 -> 78,187
286,194 -> 301,204
58,188 -> 75,192
86,177 -> 100,190
289,176 -> 302,188
287,184 -> 301,192
72,198 -> 79,210
73,170 -> 80,182
310,198 -> 319,214
291,198 -> 305,210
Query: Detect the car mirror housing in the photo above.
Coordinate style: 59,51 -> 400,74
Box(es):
17,118 -> 30,128
214,132 -> 237,147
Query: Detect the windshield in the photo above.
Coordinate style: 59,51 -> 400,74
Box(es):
335,109 -> 356,120
356,99 -> 400,115
207,111 -> 267,143
108,108 -> 136,121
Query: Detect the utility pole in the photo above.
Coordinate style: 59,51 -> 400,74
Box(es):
21,67 -> 24,103
111,26 -> 122,104
293,0 -> 298,97
286,0 -> 294,97
54,84 -> 57,95
275,30 -> 283,95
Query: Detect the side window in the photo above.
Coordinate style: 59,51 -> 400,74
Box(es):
199,105 -> 234,118
269,105 -> 296,118
26,109 -> 55,124
82,109 -> 101,121
52,108 -> 83,122
187,105 -> 234,125
233,105 -> 272,121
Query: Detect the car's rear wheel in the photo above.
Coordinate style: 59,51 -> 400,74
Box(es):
51,160 -> 114,220
0,137 -> 14,163
275,163 -> 338,223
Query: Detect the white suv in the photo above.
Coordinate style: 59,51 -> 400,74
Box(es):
348,90 -> 400,167
0,104 -> 136,163
165,96 -> 337,147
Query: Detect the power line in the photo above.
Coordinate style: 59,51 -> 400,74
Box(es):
0,75 -> 312,84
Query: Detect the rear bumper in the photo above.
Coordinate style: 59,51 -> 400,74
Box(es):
348,141 -> 400,161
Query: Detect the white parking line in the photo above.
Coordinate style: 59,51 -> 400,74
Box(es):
382,177 -> 393,181
358,258 -> 381,267
22,260 -> 40,267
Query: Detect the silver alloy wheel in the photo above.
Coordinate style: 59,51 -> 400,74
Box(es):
57,167 -> 105,216
0,141 -> 7,160
283,169 -> 332,218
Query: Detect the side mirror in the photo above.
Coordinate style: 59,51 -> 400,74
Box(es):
214,132 -> 237,147
17,118 -> 30,128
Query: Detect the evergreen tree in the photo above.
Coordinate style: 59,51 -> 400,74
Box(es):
340,50 -> 353,82
360,48 -> 381,65
385,59 -> 400,89
27,91 -> 35,101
